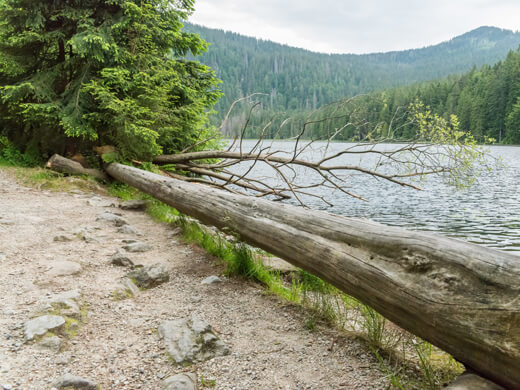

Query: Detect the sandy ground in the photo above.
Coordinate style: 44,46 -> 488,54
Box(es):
0,168 -> 388,389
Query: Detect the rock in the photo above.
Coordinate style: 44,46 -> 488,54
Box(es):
0,254 -> 6,262
158,316 -> 230,365
123,242 -> 152,253
81,233 -> 100,244
113,278 -> 140,299
52,373 -> 98,390
96,212 -> 128,227
163,373 -> 197,390
201,276 -> 223,285
117,225 -> 142,236
53,235 -> 74,242
119,200 -> 148,210
36,336 -> 62,353
122,278 -> 140,296
45,261 -> 82,277
74,228 -> 100,244
126,264 -> 169,289
224,234 -> 239,243
111,251 -> 134,267
55,352 -> 72,365
88,196 -> 116,208
446,373 -> 505,390
42,290 -> 82,319
24,315 -> 65,341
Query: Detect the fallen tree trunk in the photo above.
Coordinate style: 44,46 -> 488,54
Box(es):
105,162 -> 520,389
45,154 -> 108,182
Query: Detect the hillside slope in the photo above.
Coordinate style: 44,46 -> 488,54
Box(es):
185,24 -> 520,116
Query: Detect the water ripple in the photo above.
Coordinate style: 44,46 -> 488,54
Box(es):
231,142 -> 520,255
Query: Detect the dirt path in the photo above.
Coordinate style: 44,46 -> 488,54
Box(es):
0,168 -> 387,390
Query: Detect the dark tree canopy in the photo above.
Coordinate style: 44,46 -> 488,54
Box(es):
0,0 -> 221,160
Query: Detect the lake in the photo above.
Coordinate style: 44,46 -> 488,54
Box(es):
228,140 -> 520,254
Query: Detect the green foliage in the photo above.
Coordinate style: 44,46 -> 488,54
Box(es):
0,0 -> 221,160
107,182 -> 142,201
298,270 -> 334,294
186,23 -> 520,141
359,305 -> 387,347
200,375 -> 216,388
0,136 -> 41,166
372,348 -> 407,390
189,20 -> 520,144
505,97 -> 520,144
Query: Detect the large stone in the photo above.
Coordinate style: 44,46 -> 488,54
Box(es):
24,315 -> 65,341
74,228 -> 100,244
111,251 -> 134,267
126,263 -> 169,289
36,335 -> 63,353
43,290 -> 82,319
119,200 -> 148,211
163,373 -> 197,390
113,278 -> 140,300
158,316 -> 230,365
45,261 -> 82,277
123,241 -> 152,253
52,373 -> 98,390
117,225 -> 142,236
121,278 -> 140,296
88,196 -> 116,208
96,212 -> 128,227
53,235 -> 75,242
201,276 -> 222,285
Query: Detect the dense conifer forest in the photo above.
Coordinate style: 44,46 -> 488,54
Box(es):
187,23 -> 520,143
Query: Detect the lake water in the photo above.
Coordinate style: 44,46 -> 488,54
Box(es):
228,141 -> 520,254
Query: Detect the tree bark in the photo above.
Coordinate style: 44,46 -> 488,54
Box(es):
46,154 -> 108,182
105,163 -> 520,389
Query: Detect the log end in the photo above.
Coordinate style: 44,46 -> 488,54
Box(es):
46,154 -> 109,182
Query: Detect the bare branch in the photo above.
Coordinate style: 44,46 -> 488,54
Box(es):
154,99 -> 488,207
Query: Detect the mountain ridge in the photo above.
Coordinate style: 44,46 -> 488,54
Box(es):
183,23 -> 520,126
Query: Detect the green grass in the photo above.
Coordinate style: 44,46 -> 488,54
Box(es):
200,375 -> 216,388
1,165 -> 104,193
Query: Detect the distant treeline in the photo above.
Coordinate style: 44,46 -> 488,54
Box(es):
218,47 -> 520,145
185,23 -> 520,143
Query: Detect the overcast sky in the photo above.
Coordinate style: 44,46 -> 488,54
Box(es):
189,0 -> 520,54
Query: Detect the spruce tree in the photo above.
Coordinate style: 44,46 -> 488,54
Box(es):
0,0 -> 221,160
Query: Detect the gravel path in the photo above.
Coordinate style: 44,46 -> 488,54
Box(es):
0,169 -> 388,389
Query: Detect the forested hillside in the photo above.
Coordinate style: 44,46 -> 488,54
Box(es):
338,49 -> 520,144
231,47 -> 520,144
185,23 -> 520,117
186,23 -> 520,144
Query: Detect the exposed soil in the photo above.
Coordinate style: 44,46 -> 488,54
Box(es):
0,168 -> 388,389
